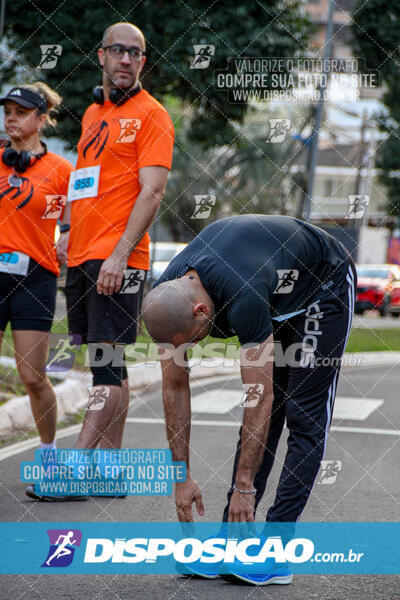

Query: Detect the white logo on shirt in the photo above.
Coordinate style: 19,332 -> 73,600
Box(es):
42,195 -> 66,219
116,118 -> 142,143
273,269 -> 299,294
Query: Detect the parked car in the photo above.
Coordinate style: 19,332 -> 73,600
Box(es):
355,264 -> 400,317
147,242 -> 187,288
389,280 -> 400,317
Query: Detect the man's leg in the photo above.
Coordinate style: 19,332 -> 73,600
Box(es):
266,266 -> 355,523
75,342 -> 125,450
77,263 -> 146,450
74,385 -> 123,449
99,375 -> 129,449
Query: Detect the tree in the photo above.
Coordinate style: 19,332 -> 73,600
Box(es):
3,0 -> 312,149
352,0 -> 400,217
161,103 -> 310,240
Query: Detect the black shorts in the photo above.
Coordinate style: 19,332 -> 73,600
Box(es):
0,258 -> 57,331
65,259 -> 146,344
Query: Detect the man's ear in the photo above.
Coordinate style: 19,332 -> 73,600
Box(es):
193,302 -> 209,316
98,48 -> 105,67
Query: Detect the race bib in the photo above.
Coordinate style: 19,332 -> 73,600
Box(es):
67,166 -> 100,202
0,251 -> 30,276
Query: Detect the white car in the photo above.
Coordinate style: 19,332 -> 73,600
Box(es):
148,242 -> 187,287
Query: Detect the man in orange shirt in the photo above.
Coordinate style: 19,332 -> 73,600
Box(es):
65,22 -> 174,459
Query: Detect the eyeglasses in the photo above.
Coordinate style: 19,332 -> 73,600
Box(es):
103,44 -> 145,60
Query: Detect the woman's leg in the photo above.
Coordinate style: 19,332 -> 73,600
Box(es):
12,330 -> 57,443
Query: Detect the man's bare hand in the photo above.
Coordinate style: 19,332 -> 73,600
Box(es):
175,477 -> 204,522
97,253 -> 127,295
56,232 -> 69,265
228,490 -> 255,522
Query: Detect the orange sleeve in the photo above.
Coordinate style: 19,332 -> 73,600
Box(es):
136,107 -> 174,170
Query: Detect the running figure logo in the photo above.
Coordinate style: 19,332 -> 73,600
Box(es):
38,45 -> 62,69
116,118 -> 142,143
273,269 -> 299,294
190,45 -> 215,69
192,195 -> 216,219
266,119 -> 291,143
45,334 -> 80,372
317,460 -> 342,484
120,269 -> 145,294
240,383 -> 264,408
347,195 -> 369,219
42,529 -> 82,567
42,195 -> 66,219
87,386 -> 110,411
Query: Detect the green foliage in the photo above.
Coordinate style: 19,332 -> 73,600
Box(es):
352,0 -> 400,217
160,103 -> 309,240
4,0 -> 312,149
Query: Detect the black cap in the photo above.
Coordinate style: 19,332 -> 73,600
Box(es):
0,87 -> 48,113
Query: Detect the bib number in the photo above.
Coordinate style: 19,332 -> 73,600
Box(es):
68,166 -> 100,202
0,251 -> 30,276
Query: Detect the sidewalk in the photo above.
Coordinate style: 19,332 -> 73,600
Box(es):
1,351 -> 400,440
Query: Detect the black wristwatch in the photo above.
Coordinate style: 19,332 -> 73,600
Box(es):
59,224 -> 70,233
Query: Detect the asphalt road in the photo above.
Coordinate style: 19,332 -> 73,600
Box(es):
1,365 -> 399,598
352,311 -> 400,329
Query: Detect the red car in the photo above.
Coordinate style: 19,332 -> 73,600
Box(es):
355,264 -> 400,317
389,280 -> 400,317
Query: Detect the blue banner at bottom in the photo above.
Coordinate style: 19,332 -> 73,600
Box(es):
1,522 -> 399,574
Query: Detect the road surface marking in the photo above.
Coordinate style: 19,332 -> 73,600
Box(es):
190,390 -> 242,414
333,397 -> 384,420
1,420 -> 398,463
190,390 -> 384,421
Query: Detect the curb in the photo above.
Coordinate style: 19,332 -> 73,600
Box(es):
1,351 -> 399,440
0,357 -> 239,440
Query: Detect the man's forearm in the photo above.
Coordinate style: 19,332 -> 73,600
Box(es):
113,190 -> 160,260
235,392 -> 273,488
162,383 -> 191,471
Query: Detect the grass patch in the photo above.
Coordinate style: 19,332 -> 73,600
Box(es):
0,411 -> 86,447
346,328 -> 400,353
2,317 -> 397,380
0,364 -> 60,403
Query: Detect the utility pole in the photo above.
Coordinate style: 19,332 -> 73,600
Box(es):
302,0 -> 335,221
0,0 -> 5,41
354,109 -> 368,198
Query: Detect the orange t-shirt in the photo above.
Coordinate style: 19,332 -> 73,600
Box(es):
0,149 -> 73,275
67,89 -> 175,270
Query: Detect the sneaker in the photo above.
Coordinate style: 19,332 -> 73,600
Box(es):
176,529 -> 230,579
25,484 -> 88,502
220,560 -> 292,586
92,493 -> 127,499
176,561 -> 221,579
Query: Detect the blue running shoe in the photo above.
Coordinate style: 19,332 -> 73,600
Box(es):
220,559 -> 292,586
175,530 -> 230,579
176,562 -> 221,579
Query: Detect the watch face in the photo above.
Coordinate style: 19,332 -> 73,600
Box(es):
8,173 -> 22,187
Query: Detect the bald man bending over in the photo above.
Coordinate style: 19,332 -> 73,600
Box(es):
142,215 -> 356,585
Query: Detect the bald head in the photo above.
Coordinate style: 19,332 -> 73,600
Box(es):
102,22 -> 146,52
142,276 -> 215,346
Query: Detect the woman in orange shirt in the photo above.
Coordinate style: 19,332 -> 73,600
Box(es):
0,83 -> 73,496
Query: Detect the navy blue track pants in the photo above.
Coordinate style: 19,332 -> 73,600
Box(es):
223,261 -> 356,523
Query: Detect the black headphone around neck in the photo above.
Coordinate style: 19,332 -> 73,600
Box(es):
2,141 -> 47,173
92,83 -> 142,106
